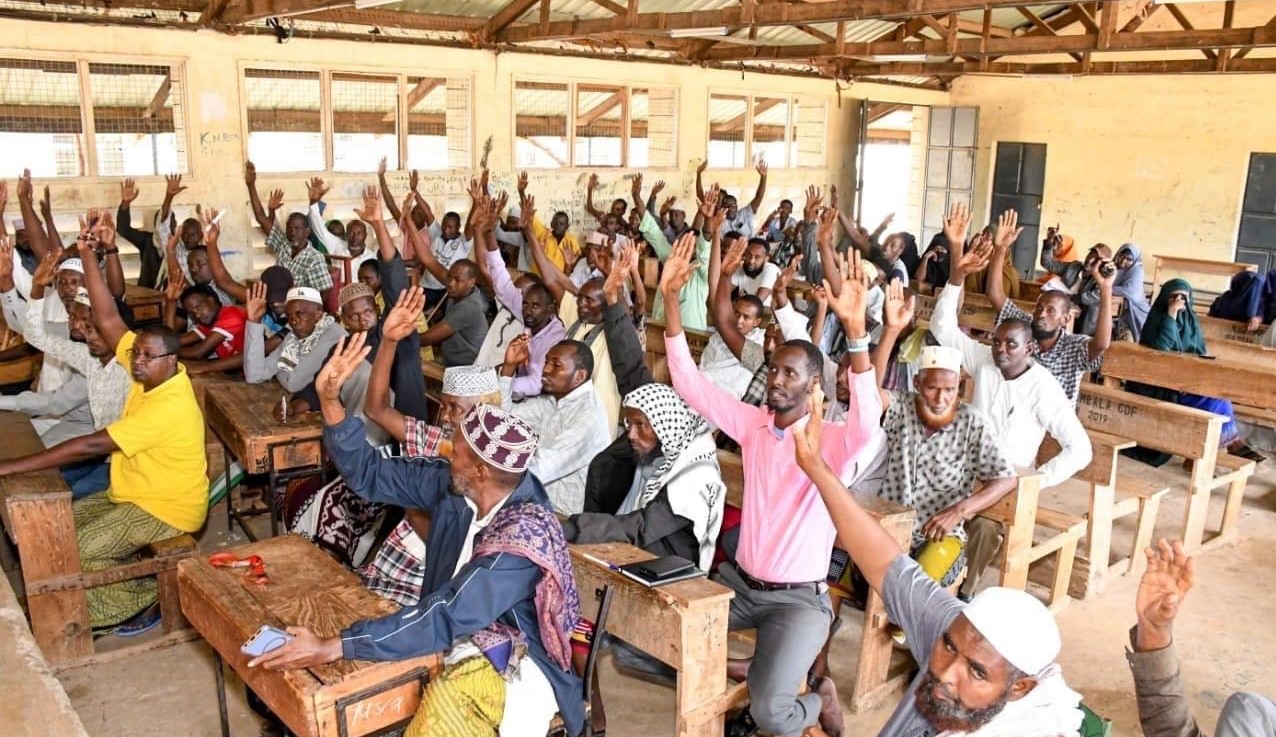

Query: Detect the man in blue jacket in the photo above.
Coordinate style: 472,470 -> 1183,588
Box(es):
249,332 -> 585,737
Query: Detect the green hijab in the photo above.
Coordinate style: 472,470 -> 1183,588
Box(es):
1141,278 -> 1207,355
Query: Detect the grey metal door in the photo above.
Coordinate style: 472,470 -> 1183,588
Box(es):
991,141 -> 1047,278
1237,152 -> 1276,272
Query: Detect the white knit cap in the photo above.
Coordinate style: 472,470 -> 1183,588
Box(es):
919,345 -> 962,373
285,286 -> 323,305
442,365 -> 499,398
58,257 -> 84,274
508,204 -> 521,219
962,587 -> 1061,675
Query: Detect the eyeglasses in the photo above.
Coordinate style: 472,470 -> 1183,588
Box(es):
126,349 -> 175,363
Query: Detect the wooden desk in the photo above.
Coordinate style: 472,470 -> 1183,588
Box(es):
643,321 -> 711,385
179,536 -> 439,737
1200,314 -> 1266,347
204,383 -> 326,539
1101,341 -> 1275,411
190,373 -> 241,416
571,542 -> 733,737
1151,256 -> 1254,301
0,411 -> 90,663
124,283 -> 165,324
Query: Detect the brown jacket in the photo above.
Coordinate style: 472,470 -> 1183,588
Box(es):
1126,628 -> 1206,737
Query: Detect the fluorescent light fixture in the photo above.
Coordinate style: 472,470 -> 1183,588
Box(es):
866,54 -> 929,62
353,0 -> 398,9
668,26 -> 728,38
1022,74 -> 1074,81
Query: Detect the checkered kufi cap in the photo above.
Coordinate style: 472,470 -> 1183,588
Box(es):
460,404 -> 539,474
338,281 -> 375,309
443,364 -> 499,398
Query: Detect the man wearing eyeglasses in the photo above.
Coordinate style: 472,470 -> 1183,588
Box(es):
0,219 -> 207,636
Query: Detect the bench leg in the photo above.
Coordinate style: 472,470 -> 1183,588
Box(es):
1128,495 -> 1164,578
1083,482 -> 1116,593
157,566 -> 188,634
1217,475 -> 1249,545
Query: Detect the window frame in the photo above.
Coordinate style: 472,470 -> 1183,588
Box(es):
237,61 -> 475,175
705,90 -> 828,170
511,76 -> 679,171
0,52 -> 192,181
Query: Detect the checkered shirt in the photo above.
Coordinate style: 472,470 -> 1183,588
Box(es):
266,225 -> 334,292
996,301 -> 1101,405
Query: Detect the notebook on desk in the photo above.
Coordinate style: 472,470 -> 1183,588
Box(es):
617,555 -> 706,588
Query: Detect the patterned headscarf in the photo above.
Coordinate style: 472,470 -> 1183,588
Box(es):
623,383 -> 716,509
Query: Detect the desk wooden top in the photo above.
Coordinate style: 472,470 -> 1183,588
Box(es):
1102,341 -> 1276,411
178,535 -> 439,737
123,283 -> 164,305
190,373 -> 241,415
572,542 -> 733,609
0,411 -> 70,533
204,382 -> 324,475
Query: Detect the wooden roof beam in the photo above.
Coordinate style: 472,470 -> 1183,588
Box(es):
1234,11 -> 1276,59
589,0 -> 625,13
836,55 -> 1276,77
482,0 -> 540,41
497,0 -> 1043,43
303,8 -> 488,31
794,24 -> 836,44
219,0 -> 361,25
1163,2 -> 1217,60
577,90 -> 624,125
141,73 -> 171,120
1121,1 -> 1160,34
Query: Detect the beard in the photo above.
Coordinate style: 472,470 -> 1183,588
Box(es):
743,262 -> 765,279
915,396 -> 959,430
914,670 -> 1011,733
1030,320 -> 1060,342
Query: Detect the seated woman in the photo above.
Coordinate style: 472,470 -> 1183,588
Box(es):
912,233 -> 949,294
1113,244 -> 1151,342
963,228 -> 1020,300
1209,269 -> 1275,333
1126,278 -> 1264,463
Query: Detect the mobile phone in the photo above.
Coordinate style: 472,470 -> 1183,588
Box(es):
241,625 -> 293,658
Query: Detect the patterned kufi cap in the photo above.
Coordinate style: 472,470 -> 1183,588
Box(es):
338,281 -> 376,309
460,404 -> 539,474
442,365 -> 500,398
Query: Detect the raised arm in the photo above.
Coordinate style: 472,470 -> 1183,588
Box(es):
522,194 -> 575,303
584,173 -> 605,224
375,157 -> 403,223
243,162 -> 274,235
711,238 -> 751,358
748,160 -> 768,214
158,173 -> 186,225
366,287 -> 425,443
816,206 -> 842,295
93,210 -> 126,299
794,392 -> 902,595
986,209 -> 1022,312
80,217 -> 129,352
869,211 -> 894,245
695,160 -> 708,202
39,187 -> 62,250
601,243 -> 653,394
1088,258 -> 1116,361
200,209 -> 247,303
16,171 -> 50,262
872,281 -> 911,405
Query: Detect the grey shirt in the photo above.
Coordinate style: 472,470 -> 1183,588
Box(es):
243,320 -> 348,393
439,288 -> 489,367
877,554 -> 965,736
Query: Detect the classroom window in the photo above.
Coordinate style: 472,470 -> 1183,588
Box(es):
405,76 -> 470,171
0,57 -> 189,178
244,68 -> 324,173
331,73 -> 398,173
707,92 -> 824,169
515,80 -> 677,169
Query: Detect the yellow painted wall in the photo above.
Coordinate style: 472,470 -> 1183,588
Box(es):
0,18 -> 947,277
950,73 -> 1276,267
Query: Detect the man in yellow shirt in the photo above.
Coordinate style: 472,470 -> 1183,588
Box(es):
0,222 -> 207,632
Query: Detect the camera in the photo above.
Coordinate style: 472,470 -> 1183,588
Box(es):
1099,261 -> 1115,278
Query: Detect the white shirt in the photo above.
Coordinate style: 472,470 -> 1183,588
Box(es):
731,262 -> 781,306
931,284 -> 1092,489
1,288 -> 76,401
719,205 -> 756,240
307,203 -> 377,271
422,223 -> 473,291
500,377 -> 610,514
699,329 -> 764,399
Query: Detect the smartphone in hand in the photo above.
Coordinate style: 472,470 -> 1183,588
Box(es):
241,625 -> 293,658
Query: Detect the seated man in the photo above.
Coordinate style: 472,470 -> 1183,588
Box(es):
0,228 -> 207,635
793,404 -> 1085,737
403,223 -> 490,367
1128,539 -> 1276,737
631,173 -> 711,331
164,283 -> 247,376
696,160 -> 767,240
928,257 -> 1093,597
245,162 -> 334,299
163,235 -> 231,308
251,342 -> 585,737
731,238 -> 781,307
499,337 -> 610,515
305,176 -> 375,270
661,234 -> 884,737
244,285 -> 346,393
868,337 -> 1018,590
476,202 -> 565,398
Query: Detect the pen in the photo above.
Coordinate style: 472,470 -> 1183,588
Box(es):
581,552 -> 620,572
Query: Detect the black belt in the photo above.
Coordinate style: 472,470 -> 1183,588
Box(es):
737,567 -> 822,592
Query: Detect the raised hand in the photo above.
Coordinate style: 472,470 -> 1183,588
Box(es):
354,186 -> 381,223
1091,256 -> 1117,289
165,173 -> 186,198
823,250 -> 869,334
92,211 -> 116,251
245,281 -> 268,323
17,169 -> 33,202
201,207 -> 221,246
1135,539 -> 1194,652
504,333 -> 531,369
517,171 -> 529,196
32,252 -> 58,290
267,189 -> 285,213
630,172 -> 643,200
377,157 -> 387,176
40,185 -> 53,214
306,177 -> 329,205
942,200 -> 971,251
755,160 -> 768,177
409,169 -> 420,193
519,194 -> 537,231
651,180 -> 666,197
775,252 -> 803,294
382,287 -> 425,342
604,242 -> 637,304
955,232 -> 994,277
696,160 -> 708,174
793,384 -> 825,472
587,173 -> 599,191
120,178 -> 140,205
165,272 -> 187,302
721,237 -> 747,278
698,184 -> 721,220
660,196 -> 676,215
0,236 -> 13,285
882,278 -> 914,329
244,161 -> 257,185
659,232 -> 697,297
816,204 -> 838,244
317,331 -> 371,404
803,185 -> 822,222
992,209 -> 1023,251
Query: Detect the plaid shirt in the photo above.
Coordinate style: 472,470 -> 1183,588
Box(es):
356,418 -> 445,607
266,225 -> 333,292
997,301 -> 1101,405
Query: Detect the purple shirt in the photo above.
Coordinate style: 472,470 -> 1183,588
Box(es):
485,248 -> 566,397
666,332 -> 885,583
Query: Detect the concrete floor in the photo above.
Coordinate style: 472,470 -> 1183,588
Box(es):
33,457 -> 1276,736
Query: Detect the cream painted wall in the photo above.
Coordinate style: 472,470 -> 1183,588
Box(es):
950,73 -> 1276,267
0,18 -> 947,277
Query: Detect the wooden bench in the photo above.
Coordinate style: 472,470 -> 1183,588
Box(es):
0,411 -> 199,668
1077,383 -> 1255,554
1039,430 -> 1170,598
1101,341 -> 1275,412
914,290 -> 1074,334
643,320 -> 711,385
1199,314 -> 1266,347
1151,255 -> 1255,310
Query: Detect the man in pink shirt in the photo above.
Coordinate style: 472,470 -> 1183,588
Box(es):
660,234 -> 883,737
